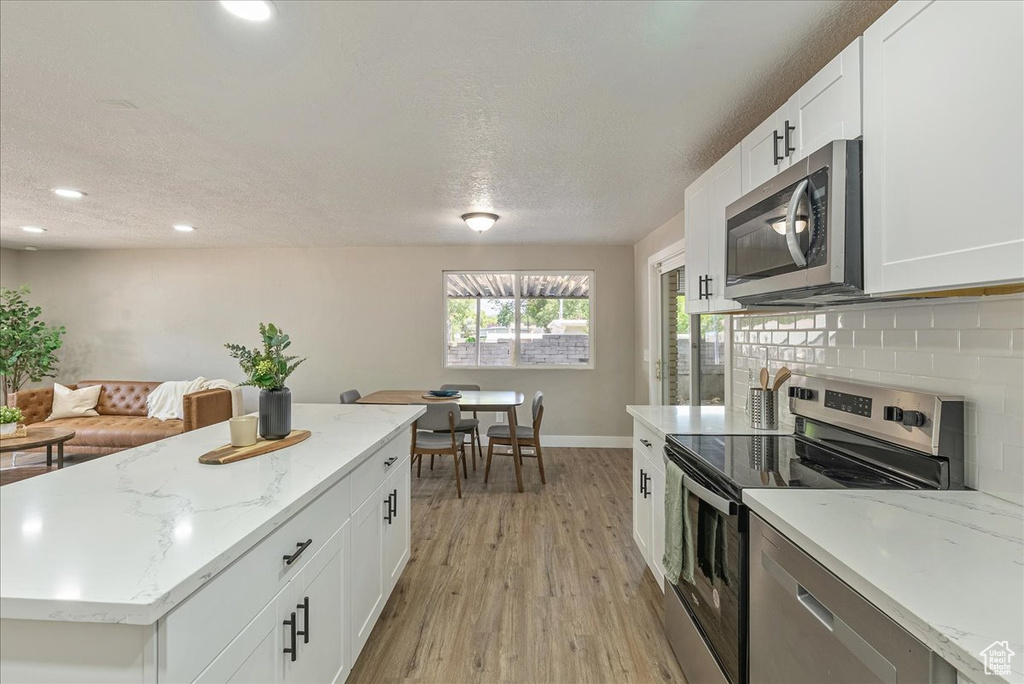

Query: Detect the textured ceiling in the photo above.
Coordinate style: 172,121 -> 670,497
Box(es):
0,1 -> 890,250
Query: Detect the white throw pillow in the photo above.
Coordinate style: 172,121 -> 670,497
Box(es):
47,383 -> 102,420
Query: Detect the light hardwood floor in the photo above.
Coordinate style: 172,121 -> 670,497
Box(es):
348,446 -> 686,684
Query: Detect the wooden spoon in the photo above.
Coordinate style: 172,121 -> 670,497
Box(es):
759,367 -> 770,391
771,367 -> 792,392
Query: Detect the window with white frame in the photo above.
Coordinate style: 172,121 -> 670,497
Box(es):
444,271 -> 593,368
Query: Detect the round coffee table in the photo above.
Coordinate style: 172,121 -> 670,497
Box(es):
0,428 -> 77,469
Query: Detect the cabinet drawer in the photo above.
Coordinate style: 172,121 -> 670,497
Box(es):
159,477 -> 350,684
633,421 -> 665,473
349,432 -> 408,515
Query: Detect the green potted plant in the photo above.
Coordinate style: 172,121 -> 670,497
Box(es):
0,406 -> 23,437
0,286 -> 66,403
225,323 -> 306,440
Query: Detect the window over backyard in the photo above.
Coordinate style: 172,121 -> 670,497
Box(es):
444,271 -> 593,369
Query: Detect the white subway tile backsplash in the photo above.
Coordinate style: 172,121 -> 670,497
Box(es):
959,329 -> 1012,357
931,352 -> 979,381
932,301 -> 980,329
894,351 -> 933,376
729,294 -> 1024,505
916,330 -> 959,352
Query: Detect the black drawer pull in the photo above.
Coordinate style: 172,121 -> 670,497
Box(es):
384,491 -> 394,524
283,611 -> 297,661
384,456 -> 399,467
773,129 -> 783,165
283,539 -> 313,565
296,596 -> 310,643
640,468 -> 647,496
390,488 -> 398,519
640,439 -> 652,448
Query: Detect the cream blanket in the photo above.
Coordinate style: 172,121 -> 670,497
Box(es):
147,377 -> 241,421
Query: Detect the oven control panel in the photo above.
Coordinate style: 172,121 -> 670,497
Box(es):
824,389 -> 872,417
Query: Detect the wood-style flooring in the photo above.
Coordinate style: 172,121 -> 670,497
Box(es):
348,446 -> 686,684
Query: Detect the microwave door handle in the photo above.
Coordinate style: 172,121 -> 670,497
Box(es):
785,178 -> 809,268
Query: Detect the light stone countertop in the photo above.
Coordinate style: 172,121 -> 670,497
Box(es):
744,489 -> 1024,684
626,404 -> 791,438
0,403 -> 424,625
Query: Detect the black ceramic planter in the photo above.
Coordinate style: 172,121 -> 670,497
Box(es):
259,387 -> 292,439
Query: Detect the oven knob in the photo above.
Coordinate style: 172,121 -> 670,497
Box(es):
788,387 -> 815,401
901,410 -> 926,427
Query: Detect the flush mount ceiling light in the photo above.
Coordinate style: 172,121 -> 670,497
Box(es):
52,188 -> 86,199
173,224 -> 196,232
21,226 -> 46,234
220,0 -> 275,21
24,246 -> 38,251
462,212 -> 499,233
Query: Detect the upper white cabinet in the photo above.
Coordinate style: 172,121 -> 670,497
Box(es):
741,39 -> 862,195
863,0 -> 1024,294
684,143 -> 744,314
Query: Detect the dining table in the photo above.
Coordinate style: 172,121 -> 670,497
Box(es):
357,390 -> 529,492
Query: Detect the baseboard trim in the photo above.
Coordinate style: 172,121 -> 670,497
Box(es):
482,435 -> 631,448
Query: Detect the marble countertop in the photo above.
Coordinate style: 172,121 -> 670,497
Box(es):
626,405 -> 790,438
0,403 -> 424,625
744,489 -> 1024,684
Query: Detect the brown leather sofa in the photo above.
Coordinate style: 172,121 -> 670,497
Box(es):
7,380 -> 234,457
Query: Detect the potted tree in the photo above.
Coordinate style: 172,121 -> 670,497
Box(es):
0,286 -> 66,405
225,323 -> 306,440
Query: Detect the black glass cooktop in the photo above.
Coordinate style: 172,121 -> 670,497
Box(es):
666,433 -> 920,500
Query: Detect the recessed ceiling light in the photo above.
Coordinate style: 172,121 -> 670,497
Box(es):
21,226 -> 46,234
24,246 -> 38,251
53,188 -> 86,199
173,224 -> 196,232
220,0 -> 274,21
462,212 -> 499,232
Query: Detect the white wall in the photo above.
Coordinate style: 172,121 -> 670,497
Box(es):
731,295 -> 1024,505
0,248 -> 21,289
11,245 -> 635,439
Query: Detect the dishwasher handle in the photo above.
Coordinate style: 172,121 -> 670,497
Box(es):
797,585 -> 834,631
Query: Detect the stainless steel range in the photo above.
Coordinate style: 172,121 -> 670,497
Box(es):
662,376 -> 965,684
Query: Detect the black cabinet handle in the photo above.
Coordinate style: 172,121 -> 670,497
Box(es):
283,611 -> 297,662
640,468 -> 647,496
384,456 -> 399,467
390,488 -> 398,519
640,439 -> 652,448
698,275 -> 704,300
384,491 -> 394,524
296,596 -> 309,644
773,129 -> 783,165
283,539 -> 313,565
644,473 -> 652,499
784,120 -> 795,157
704,275 -> 712,299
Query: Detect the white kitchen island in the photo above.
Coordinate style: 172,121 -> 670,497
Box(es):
0,402 -> 425,684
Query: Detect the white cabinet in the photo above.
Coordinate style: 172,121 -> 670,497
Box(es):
741,103 -> 792,193
863,0 -> 1024,294
349,485 -> 386,660
740,39 -> 862,195
631,419 -> 667,590
684,143 -> 744,314
383,458 -> 411,592
195,593 -> 282,684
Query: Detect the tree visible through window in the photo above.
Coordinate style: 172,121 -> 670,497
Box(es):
444,272 -> 593,368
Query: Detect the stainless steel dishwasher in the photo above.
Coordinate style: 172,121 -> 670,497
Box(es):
748,515 -> 957,684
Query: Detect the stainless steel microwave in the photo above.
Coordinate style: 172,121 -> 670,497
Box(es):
724,140 -> 863,306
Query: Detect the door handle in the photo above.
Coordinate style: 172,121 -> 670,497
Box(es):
640,439 -> 652,448
296,596 -> 310,643
703,275 -> 712,299
639,468 -> 647,496
283,539 -> 313,565
785,178 -> 809,268
784,120 -> 795,157
682,473 -> 736,515
773,129 -> 783,165
384,491 -> 394,524
283,611 -> 298,662
644,472 -> 652,499
797,585 -> 834,631
390,488 -> 398,519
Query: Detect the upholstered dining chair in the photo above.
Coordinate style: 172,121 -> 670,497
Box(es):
410,401 -> 470,498
485,391 -> 545,485
438,383 -> 483,470
339,389 -> 362,404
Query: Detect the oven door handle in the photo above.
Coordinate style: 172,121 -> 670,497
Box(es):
785,178 -> 809,268
682,473 -> 737,516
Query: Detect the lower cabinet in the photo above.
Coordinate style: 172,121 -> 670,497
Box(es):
383,458 -> 411,590
349,483 -> 386,660
631,419 -> 667,590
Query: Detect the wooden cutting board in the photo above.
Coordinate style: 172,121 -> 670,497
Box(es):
199,430 -> 311,465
